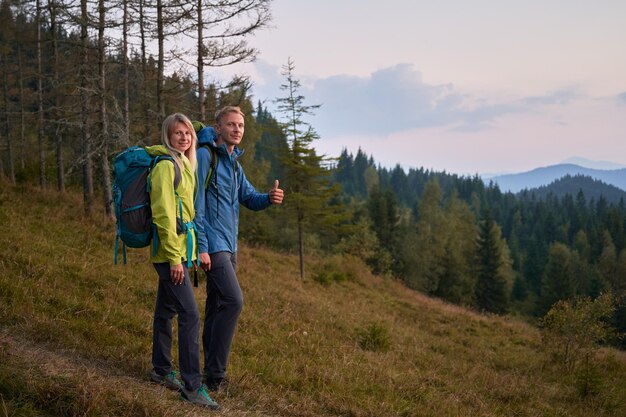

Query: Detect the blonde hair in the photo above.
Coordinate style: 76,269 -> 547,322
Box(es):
215,106 -> 245,125
161,113 -> 197,170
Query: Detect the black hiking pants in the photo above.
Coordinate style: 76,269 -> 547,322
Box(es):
203,251 -> 243,380
152,262 -> 202,391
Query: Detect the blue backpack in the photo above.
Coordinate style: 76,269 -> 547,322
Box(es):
113,146 -> 181,264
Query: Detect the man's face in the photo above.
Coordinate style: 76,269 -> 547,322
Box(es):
216,111 -> 245,150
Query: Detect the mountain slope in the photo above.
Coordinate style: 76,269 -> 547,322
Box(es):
487,163 -> 626,193
1,182 -> 625,417
518,174 -> 626,204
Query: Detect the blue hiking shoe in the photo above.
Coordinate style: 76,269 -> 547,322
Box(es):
150,370 -> 184,391
180,384 -> 220,410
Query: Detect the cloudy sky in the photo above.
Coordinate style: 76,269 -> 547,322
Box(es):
210,0 -> 626,176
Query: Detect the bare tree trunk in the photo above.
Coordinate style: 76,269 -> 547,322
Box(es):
17,44 -> 25,170
48,0 -> 64,192
1,55 -> 14,184
36,0 -> 46,189
298,211 -> 305,279
196,0 -> 205,121
189,0 -> 271,122
139,0 -> 151,142
98,0 -> 113,218
156,0 -> 164,127
80,0 -> 94,214
122,0 -> 130,145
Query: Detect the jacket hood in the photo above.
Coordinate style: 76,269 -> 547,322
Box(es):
197,126 -> 217,146
145,145 -> 171,157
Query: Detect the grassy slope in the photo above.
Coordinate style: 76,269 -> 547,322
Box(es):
1,182 -> 625,417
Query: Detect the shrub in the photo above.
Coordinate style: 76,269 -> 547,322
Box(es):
356,321 -> 391,352
540,293 -> 618,370
312,255 -> 356,286
540,293 -> 619,397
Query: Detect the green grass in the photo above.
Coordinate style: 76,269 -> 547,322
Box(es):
1,181 -> 626,416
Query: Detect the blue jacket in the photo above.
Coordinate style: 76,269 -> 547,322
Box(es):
194,126 -> 271,254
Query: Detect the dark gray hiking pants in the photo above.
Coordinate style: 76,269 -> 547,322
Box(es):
152,263 -> 202,391
203,251 -> 243,379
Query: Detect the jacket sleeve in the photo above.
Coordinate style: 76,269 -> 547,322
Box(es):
238,165 -> 272,211
149,161 -> 180,266
193,147 -> 211,253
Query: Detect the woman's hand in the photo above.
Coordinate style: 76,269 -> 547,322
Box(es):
170,263 -> 185,285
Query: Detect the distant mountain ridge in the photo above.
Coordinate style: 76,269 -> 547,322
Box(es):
486,163 -> 626,193
518,174 -> 626,204
561,157 -> 626,170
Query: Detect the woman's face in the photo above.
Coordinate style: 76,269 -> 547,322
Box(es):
169,121 -> 193,153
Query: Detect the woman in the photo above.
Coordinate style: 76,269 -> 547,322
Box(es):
147,113 -> 218,409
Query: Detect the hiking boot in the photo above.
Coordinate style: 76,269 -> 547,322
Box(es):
180,384 -> 220,410
150,370 -> 184,391
206,377 -> 229,393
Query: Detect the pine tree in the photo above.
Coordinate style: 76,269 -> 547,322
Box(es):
274,58 -> 344,278
475,209 -> 511,314
367,185 -> 399,275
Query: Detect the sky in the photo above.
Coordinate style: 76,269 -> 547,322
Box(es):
208,0 -> 626,176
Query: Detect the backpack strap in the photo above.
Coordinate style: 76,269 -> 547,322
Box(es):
148,156 -> 184,261
147,155 -> 182,192
114,235 -> 127,265
202,144 -> 239,190
202,145 -> 218,191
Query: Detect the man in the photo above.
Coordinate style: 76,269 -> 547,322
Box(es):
194,106 -> 284,392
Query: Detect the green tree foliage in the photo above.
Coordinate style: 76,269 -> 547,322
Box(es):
437,191 -> 479,304
597,230 -> 618,292
475,209 -> 512,314
254,101 -> 288,184
540,294 -> 618,395
274,58 -> 346,278
392,180 -> 478,305
539,242 -> 577,315
367,185 -> 399,275
409,180 -> 447,292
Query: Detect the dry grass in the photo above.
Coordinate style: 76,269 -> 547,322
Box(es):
1,181 -> 625,416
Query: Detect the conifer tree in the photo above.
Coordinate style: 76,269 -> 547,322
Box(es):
411,179 -> 446,292
539,242 -> 577,315
274,58 -> 344,278
475,209 -> 511,314
367,185 -> 399,275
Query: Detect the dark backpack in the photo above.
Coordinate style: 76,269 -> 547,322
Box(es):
113,146 -> 181,264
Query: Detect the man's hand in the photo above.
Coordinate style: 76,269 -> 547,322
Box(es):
199,252 -> 212,272
170,263 -> 185,285
269,179 -> 284,205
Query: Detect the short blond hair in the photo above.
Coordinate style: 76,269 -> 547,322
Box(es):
215,106 -> 245,124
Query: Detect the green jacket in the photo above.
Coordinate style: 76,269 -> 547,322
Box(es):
146,145 -> 197,266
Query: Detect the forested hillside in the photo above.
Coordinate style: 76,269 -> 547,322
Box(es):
1,182 -> 626,416
520,174 -> 626,204
330,150 -> 626,338
1,0 -> 626,343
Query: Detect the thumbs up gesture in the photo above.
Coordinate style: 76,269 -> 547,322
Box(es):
269,179 -> 284,205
